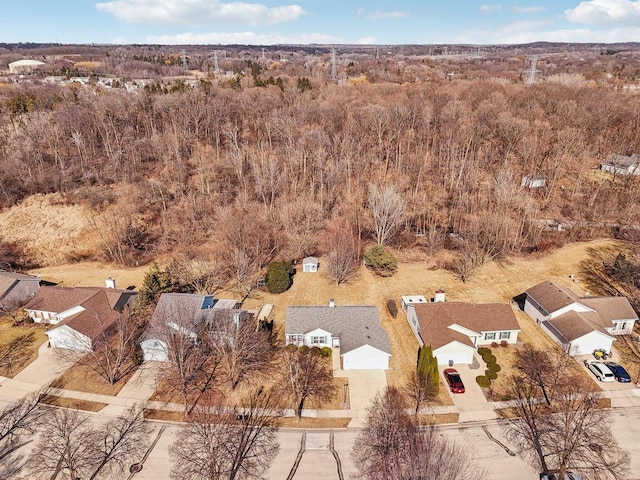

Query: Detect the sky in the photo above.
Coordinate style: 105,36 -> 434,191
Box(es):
1,0 -> 640,45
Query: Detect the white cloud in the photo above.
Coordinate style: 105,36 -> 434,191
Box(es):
357,36 -> 377,44
95,0 -> 305,25
110,37 -> 128,44
358,9 -> 410,20
480,4 -> 503,13
145,31 -> 341,45
512,6 -> 547,13
565,0 -> 640,25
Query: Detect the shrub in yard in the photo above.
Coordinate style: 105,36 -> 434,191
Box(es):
500,340 -> 508,347
476,375 -> 491,388
485,369 -> 498,381
387,298 -> 398,319
486,362 -> 501,373
310,346 -> 321,356
299,345 -> 310,355
363,245 -> 398,277
482,353 -> 497,365
477,347 -> 491,356
265,260 -> 295,294
285,343 -> 298,353
320,347 -> 332,357
491,341 -> 499,348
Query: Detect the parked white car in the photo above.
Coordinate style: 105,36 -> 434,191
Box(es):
584,360 -> 614,382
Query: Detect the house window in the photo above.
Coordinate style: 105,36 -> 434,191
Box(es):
499,332 -> 511,340
618,322 -> 627,331
289,334 -> 303,345
311,336 -> 326,345
484,332 -> 496,340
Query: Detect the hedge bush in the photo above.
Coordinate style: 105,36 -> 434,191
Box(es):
299,345 -> 310,355
265,260 -> 295,294
309,346 -> 322,356
485,369 -> 498,380
363,245 -> 398,277
477,347 -> 492,356
387,298 -> 398,319
320,347 -> 332,357
476,375 -> 491,388
486,362 -> 501,373
482,353 -> 497,365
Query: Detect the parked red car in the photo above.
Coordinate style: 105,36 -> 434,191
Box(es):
444,368 -> 465,393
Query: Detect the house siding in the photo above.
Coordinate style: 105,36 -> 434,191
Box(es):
404,306 -> 424,346
46,325 -> 92,352
476,329 -> 520,345
524,296 -> 548,323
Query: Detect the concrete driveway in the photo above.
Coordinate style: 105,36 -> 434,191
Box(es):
13,341 -> 74,387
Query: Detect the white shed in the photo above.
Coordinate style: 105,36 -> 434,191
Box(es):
302,257 -> 319,273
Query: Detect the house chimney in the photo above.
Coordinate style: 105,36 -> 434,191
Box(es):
434,290 -> 446,303
105,277 -> 116,289
329,298 -> 335,308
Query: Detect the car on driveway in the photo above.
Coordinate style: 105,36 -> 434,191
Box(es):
604,362 -> 632,383
584,360 -> 614,382
443,368 -> 465,393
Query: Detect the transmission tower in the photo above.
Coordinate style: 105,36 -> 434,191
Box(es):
524,55 -> 541,86
330,48 -> 337,80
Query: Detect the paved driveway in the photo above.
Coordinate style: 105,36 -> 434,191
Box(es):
440,364 -> 487,409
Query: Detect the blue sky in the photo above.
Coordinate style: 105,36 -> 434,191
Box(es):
1,0 -> 639,45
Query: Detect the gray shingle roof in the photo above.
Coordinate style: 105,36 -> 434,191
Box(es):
285,306 -> 391,355
525,281 -> 579,314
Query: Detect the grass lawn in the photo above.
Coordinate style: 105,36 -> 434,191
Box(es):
612,335 -> 640,384
0,317 -> 49,377
276,417 -> 351,428
40,394 -> 108,412
49,361 -> 137,396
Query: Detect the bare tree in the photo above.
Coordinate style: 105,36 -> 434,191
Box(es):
88,404 -> 151,480
514,344 -> 574,406
279,345 -> 336,418
323,219 -> 361,285
170,388 -> 280,480
0,392 -> 45,479
29,407 -> 98,480
501,373 -> 629,479
168,258 -> 230,295
368,184 -> 406,246
0,331 -> 37,375
352,387 -> 484,480
207,310 -> 274,390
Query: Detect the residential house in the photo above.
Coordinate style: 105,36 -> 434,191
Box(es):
0,270 -> 40,308
600,154 -> 640,176
302,257 -> 319,273
140,293 -> 245,362
24,285 -> 137,351
521,175 -> 547,188
523,280 -> 638,355
285,302 -> 391,370
404,293 -> 520,365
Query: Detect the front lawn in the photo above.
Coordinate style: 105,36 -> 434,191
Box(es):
0,317 -> 49,377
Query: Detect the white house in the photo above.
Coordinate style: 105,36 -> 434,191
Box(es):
523,280 -> 638,355
0,270 -> 40,307
302,257 -> 319,273
140,293 -> 245,362
405,299 -> 521,365
9,59 -> 45,74
285,303 -> 391,370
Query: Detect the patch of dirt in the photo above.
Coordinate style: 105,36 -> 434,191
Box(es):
0,193 -> 101,266
40,394 -> 108,412
28,261 -> 148,289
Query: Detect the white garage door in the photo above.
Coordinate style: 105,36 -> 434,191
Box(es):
342,345 -> 390,370
570,332 -> 614,356
433,343 -> 474,365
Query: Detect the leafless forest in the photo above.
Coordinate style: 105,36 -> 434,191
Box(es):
1,43 -> 639,276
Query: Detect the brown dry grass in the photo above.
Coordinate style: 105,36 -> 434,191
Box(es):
50,361 -> 136,396
416,413 -> 459,425
40,394 -> 108,412
28,261 -> 149,290
0,318 -> 49,377
144,408 -> 185,422
612,335 -> 640,384
275,417 -> 351,428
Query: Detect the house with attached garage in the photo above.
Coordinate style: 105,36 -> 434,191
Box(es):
523,280 -> 638,355
24,283 -> 137,351
600,153 -> 640,176
140,293 -> 246,362
285,301 -> 392,370
404,292 -> 521,365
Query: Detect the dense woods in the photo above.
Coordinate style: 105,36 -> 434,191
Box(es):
1,48 -> 640,276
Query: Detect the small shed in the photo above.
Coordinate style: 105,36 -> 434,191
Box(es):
302,257 -> 319,273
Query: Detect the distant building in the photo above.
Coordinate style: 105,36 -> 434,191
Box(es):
521,175 -> 547,188
9,59 -> 45,74
302,257 -> 319,273
600,154 -> 640,176
0,271 -> 40,307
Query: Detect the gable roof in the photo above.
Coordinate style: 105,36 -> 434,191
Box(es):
525,281 -> 579,314
412,302 -> 520,349
579,297 -> 638,323
0,271 -> 40,300
302,257 -> 318,265
285,306 -> 391,355
603,153 -> 640,168
543,310 -> 615,343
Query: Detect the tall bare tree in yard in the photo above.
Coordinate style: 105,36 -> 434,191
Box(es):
279,344 -> 336,418
323,218 -> 361,285
170,388 -> 280,480
29,407 -> 97,480
0,392 -> 44,479
501,370 -> 629,479
368,183 -> 406,246
352,387 -> 484,480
